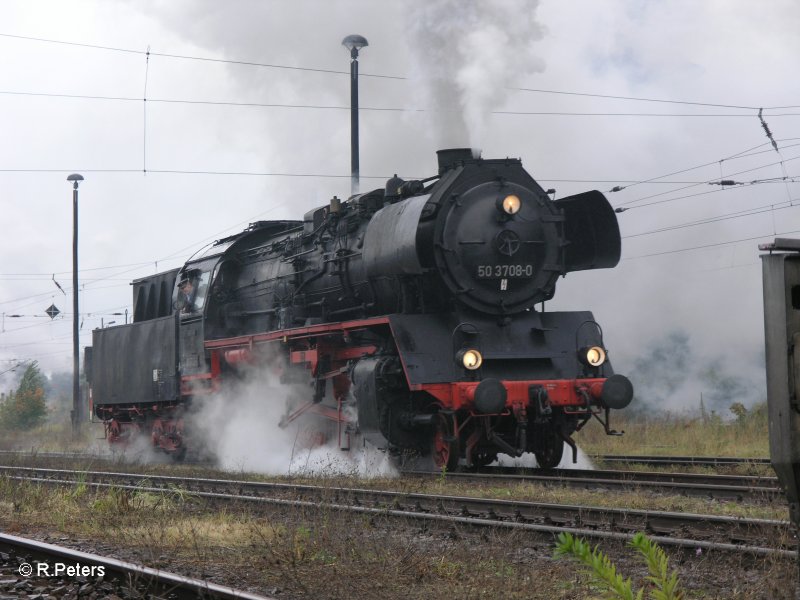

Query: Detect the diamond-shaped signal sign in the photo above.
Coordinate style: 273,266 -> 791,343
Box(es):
45,304 -> 60,319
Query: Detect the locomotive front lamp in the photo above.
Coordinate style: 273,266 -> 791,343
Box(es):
579,345 -> 607,368
457,348 -> 483,370
497,194 -> 521,215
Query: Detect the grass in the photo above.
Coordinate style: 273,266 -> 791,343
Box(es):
0,420 -> 102,453
0,478 -> 584,598
12,454 -> 791,520
0,408 -> 791,596
577,403 -> 769,458
0,404 -> 782,524
0,448 -> 786,521
0,476 -> 794,599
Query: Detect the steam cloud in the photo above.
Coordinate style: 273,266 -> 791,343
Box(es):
187,367 -> 398,478
404,0 -> 546,149
627,330 -> 765,413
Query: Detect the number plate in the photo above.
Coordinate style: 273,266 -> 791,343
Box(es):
476,264 -> 534,278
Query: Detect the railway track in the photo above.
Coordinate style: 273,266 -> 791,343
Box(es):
0,450 -> 105,461
594,455 -> 772,468
0,449 -> 774,471
0,465 -> 793,557
0,532 -> 273,599
0,455 -> 782,501
407,466 -> 782,502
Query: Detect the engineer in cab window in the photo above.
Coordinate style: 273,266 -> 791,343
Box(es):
177,277 -> 195,313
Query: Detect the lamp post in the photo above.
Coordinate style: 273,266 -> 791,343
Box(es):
67,173 -> 83,435
342,34 -> 368,196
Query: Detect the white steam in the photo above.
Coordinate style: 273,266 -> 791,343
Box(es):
404,0 -> 546,149
187,368 -> 397,478
494,444 -> 596,470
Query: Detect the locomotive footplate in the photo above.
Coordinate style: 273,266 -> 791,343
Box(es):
413,376 -> 633,414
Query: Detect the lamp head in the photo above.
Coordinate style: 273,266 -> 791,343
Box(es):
342,34 -> 368,57
67,173 -> 84,189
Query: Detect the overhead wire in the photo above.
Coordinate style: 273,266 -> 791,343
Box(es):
7,89 -> 800,118
623,228 -> 800,260
0,32 -> 402,79
619,176 -> 798,212
608,139 -> 800,197
0,262 -> 153,276
511,86 -> 763,110
616,156 -> 800,210
623,198 -> 800,239
3,31 -> 800,110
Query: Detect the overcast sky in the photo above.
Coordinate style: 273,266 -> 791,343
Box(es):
1,0 -> 799,409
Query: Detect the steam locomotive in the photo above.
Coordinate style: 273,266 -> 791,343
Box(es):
86,149 -> 632,469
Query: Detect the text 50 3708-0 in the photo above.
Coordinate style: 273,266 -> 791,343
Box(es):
476,264 -> 533,278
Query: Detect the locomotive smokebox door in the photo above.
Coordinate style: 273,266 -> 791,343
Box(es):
761,237 -> 800,526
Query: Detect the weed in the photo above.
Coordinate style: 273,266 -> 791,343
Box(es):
437,465 -> 448,483
433,556 -> 462,578
555,532 -> 684,600
630,533 -> 683,600
70,472 -> 87,500
91,486 -> 131,514
293,524 -> 312,561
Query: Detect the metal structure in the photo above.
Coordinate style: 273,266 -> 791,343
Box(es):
66,173 -> 84,434
760,237 -> 800,598
761,237 -> 800,524
86,149 -> 633,469
342,34 -> 368,195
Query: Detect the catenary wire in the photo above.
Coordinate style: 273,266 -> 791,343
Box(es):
623,199 -> 800,239
608,139 -> 800,194
623,228 -> 800,260
4,31 -> 800,110
6,89 -> 799,118
617,156 -> 800,209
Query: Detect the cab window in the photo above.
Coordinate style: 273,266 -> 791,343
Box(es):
192,270 -> 211,311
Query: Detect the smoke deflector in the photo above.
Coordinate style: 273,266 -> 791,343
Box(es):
555,190 -> 622,273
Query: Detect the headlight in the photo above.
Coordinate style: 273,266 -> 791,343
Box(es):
497,194 -> 521,215
457,348 -> 483,370
579,346 -> 606,367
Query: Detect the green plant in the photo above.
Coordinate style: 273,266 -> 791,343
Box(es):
91,486 -> 131,513
293,524 -> 312,561
555,533 -> 638,599
70,472 -> 88,500
554,532 -> 684,600
629,532 -> 683,600
437,465 -> 448,483
0,362 -> 48,430
729,402 -> 747,424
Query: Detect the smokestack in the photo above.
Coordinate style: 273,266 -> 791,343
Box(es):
436,148 -> 477,174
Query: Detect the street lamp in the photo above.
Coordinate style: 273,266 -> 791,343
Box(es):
67,173 -> 83,435
342,34 -> 368,196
